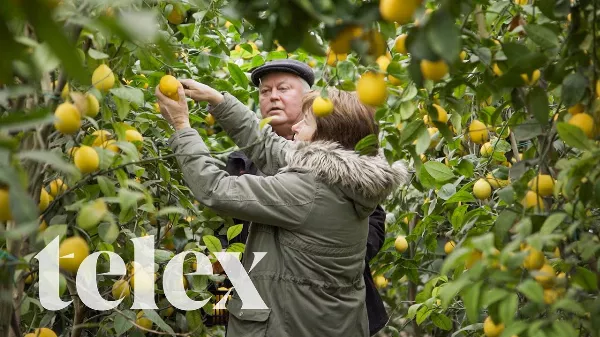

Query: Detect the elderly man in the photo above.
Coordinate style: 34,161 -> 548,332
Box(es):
217,59 -> 389,336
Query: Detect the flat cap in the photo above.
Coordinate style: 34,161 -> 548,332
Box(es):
250,59 -> 314,87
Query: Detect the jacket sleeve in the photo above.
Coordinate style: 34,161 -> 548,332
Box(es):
209,93 -> 292,175
366,205 -> 386,262
169,128 -> 314,230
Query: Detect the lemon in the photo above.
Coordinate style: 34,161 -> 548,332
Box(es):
521,69 -> 540,86
357,72 -> 387,107
522,191 -> 544,210
492,63 -> 503,76
54,103 -> 81,135
394,235 -> 408,253
39,219 -> 48,231
92,130 -> 112,147
25,328 -> 57,337
429,104 -> 448,124
427,127 -> 440,149
205,113 -> 216,126
473,179 -> 492,199
77,199 -> 108,231
74,146 -> 99,174
326,50 -> 347,66
465,250 -> 483,269
136,311 -> 153,331
102,140 -> 120,153
376,55 -> 391,72
364,30 -> 386,58
522,246 -> 545,270
379,0 -> 420,24
468,120 -> 489,144
444,241 -> 455,254
167,5 -> 186,24
528,174 -> 555,197
459,50 -> 467,61
394,34 -> 407,54
483,316 -> 504,337
84,93 -> 100,117
308,59 -> 317,68
0,188 -> 12,221
543,288 -> 559,305
59,236 -> 90,273
159,75 -> 180,100
534,264 -> 555,289
92,64 -> 115,92
480,142 -> 494,157
61,83 -> 70,101
596,80 -> 600,98
48,179 -> 68,197
420,59 -> 449,81
312,97 -> 334,117
374,275 -> 389,289
329,25 -> 363,54
126,129 -> 144,149
112,279 -> 131,299
39,188 -> 50,211
567,103 -> 584,115
568,113 -> 594,138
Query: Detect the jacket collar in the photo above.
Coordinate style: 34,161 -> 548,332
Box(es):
281,141 -> 409,202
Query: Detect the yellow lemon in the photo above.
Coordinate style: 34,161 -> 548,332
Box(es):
483,316 -> 504,337
61,83 -> 70,101
308,59 -> 317,68
394,34 -> 407,54
357,72 -> 387,107
568,113 -> 594,138
465,250 -> 483,269
374,275 -> 389,289
0,188 -> 12,221
429,104 -> 448,124
92,130 -> 112,147
492,63 -> 503,76
125,129 -> 144,149
596,80 -> 600,97
522,246 -> 545,270
363,30 -> 386,58
54,103 -> 81,135
473,179 -> 492,200
92,64 -> 115,92
167,5 -> 186,24
521,69 -> 540,86
459,50 -> 467,61
468,120 -> 489,144
48,179 -> 68,197
379,0 -> 420,24
444,241 -> 455,254
522,191 -> 544,210
326,50 -> 347,66
329,25 -> 363,54
376,55 -> 391,72
543,288 -> 559,305
25,328 -> 57,337
528,174 -> 555,197
480,142 -> 494,157
312,97 -> 334,117
59,236 -> 90,273
534,264 -> 555,289
112,279 -> 131,299
394,235 -> 408,253
74,146 -> 99,174
84,93 -> 100,117
205,113 -> 216,126
159,75 -> 180,100
420,59 -> 449,81
567,103 -> 584,115
136,311 -> 153,331
102,140 -> 120,153
39,188 -> 50,212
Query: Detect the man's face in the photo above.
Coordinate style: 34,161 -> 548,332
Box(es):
258,72 -> 305,139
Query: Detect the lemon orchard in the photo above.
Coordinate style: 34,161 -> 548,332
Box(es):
35,236 -> 267,311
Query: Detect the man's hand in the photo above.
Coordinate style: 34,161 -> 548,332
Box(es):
180,79 -> 224,105
155,84 -> 190,131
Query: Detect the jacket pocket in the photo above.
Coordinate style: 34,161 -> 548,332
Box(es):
227,296 -> 271,337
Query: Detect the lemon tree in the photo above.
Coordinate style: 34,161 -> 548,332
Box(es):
1,0 -> 600,337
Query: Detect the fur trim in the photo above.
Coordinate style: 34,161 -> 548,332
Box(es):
281,141 -> 409,200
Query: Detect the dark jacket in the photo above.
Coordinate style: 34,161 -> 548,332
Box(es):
224,150 -> 389,335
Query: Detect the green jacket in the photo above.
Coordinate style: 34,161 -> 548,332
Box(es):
169,93 -> 407,337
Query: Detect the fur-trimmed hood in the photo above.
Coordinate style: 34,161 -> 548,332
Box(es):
280,141 -> 409,214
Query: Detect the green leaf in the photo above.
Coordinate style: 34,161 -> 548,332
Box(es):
540,213 -> 566,234
572,266 -> 598,291
527,87 -> 550,125
513,121 -> 544,141
445,190 -> 476,204
524,24 -> 559,49
556,122 -> 594,151
155,250 -> 174,263
227,62 -> 249,89
451,204 -> 469,230
227,224 -> 244,242
426,10 -> 461,64
110,87 -> 145,106
142,309 -> 175,335
202,235 -> 222,254
431,313 -> 453,330
552,298 -> 587,316
562,73 -> 588,108
354,134 -> 378,155
481,288 -> 510,307
500,321 -> 529,337
406,303 -> 423,320
98,222 -> 119,244
0,107 -> 53,133
114,310 -> 135,336
88,48 -> 110,60
461,281 -> 482,323
97,176 -> 116,197
416,305 -> 432,325
226,243 -> 245,256
43,225 -> 68,245
552,321 -> 578,337
455,160 -> 474,178
417,164 -> 436,189
424,161 -> 454,182
498,293 -> 519,324
400,119 -> 427,145
186,310 -> 204,336
17,150 -> 79,176
156,207 -> 187,217
437,184 -> 456,200
517,279 -> 544,304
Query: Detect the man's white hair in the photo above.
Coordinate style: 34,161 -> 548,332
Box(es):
258,74 -> 311,93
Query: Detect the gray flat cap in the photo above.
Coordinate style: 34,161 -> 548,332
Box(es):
250,59 -> 314,87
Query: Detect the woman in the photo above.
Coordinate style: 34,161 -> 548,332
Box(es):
156,80 -> 407,337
